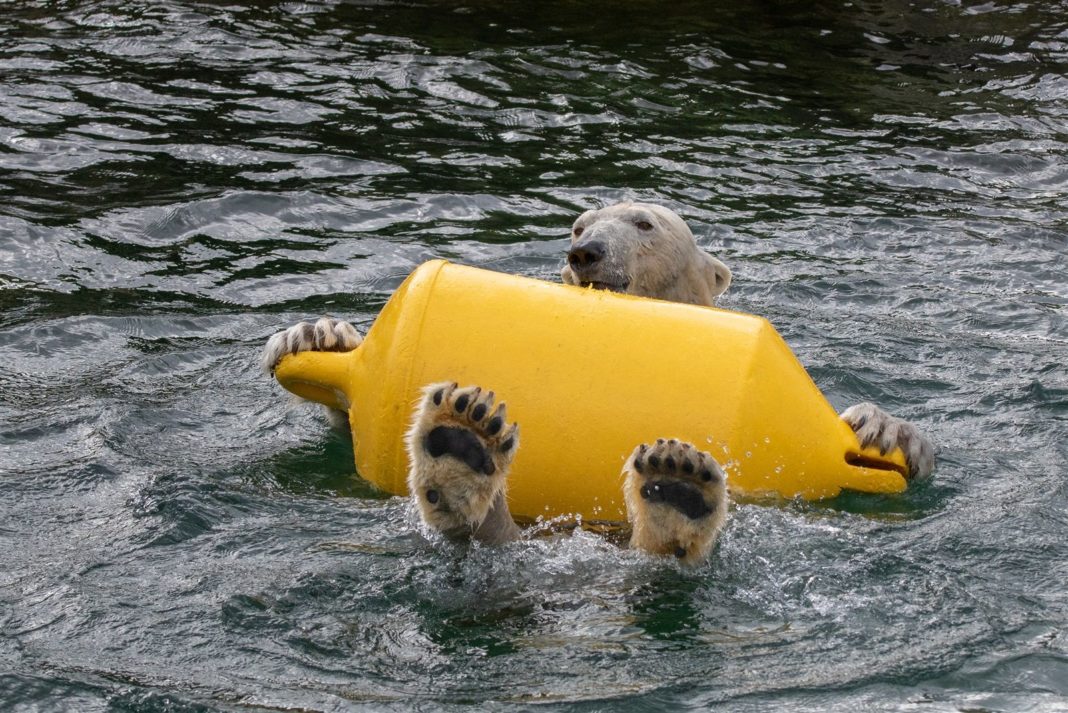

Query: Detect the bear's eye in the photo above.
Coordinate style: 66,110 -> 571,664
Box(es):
634,220 -> 653,231
573,226 -> 584,237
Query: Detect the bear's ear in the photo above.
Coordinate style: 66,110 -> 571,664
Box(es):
561,263 -> 579,286
701,253 -> 732,298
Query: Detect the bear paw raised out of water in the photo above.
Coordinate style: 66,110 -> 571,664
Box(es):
622,438 -> 729,566
405,382 -> 520,544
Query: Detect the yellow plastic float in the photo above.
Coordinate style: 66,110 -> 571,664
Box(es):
274,259 -> 907,522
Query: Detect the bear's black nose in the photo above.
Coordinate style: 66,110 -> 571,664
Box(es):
568,240 -> 606,269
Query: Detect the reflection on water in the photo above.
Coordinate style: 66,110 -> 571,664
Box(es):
1,1 -> 1066,710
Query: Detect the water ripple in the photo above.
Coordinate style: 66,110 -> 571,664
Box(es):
1,0 -> 1067,710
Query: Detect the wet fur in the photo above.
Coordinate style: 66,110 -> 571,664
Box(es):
405,381 -> 727,562
622,439 -> 728,566
561,202 -> 732,306
840,402 -> 934,480
404,382 -> 521,544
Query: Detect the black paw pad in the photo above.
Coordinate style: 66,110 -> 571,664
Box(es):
432,389 -> 444,406
471,403 -> 487,421
638,479 -> 714,520
485,416 -> 503,435
425,426 -> 495,476
454,394 -> 470,412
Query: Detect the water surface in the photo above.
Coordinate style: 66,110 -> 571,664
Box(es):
1,1 -> 1067,710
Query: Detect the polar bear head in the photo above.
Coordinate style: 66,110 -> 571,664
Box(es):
560,202 -> 732,306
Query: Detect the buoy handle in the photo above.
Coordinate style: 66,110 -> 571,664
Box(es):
274,349 -> 357,413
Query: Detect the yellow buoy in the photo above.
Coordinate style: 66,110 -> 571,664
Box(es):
274,259 -> 907,522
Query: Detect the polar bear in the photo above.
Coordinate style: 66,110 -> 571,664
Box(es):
263,201 -> 934,564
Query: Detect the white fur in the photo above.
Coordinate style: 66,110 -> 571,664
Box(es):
404,382 -> 520,543
262,317 -> 362,375
621,439 -> 728,565
840,402 -> 934,480
561,202 -> 731,306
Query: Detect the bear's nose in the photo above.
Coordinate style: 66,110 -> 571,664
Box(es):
568,240 -> 606,269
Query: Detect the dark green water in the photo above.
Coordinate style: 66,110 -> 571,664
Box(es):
2,1 -> 1066,710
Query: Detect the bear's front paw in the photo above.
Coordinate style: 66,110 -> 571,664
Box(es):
622,438 -> 728,565
840,402 -> 934,481
261,318 -> 363,375
405,382 -> 519,540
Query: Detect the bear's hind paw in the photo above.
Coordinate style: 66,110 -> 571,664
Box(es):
405,382 -> 519,541
622,439 -> 728,565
